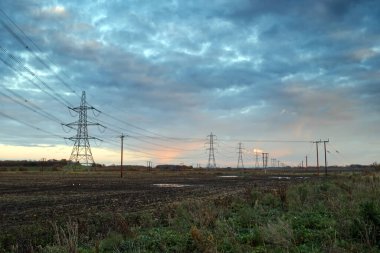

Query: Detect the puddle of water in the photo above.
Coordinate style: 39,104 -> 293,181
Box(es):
296,177 -> 309,179
269,176 -> 291,180
218,175 -> 239,178
153,183 -> 191,188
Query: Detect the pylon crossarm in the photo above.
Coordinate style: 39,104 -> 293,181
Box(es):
68,106 -> 80,112
88,137 -> 103,141
69,106 -> 96,111
63,122 -> 79,127
61,123 -> 76,130
86,121 -> 104,126
92,107 -> 101,113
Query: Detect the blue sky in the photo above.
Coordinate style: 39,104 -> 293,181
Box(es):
0,0 -> 379,166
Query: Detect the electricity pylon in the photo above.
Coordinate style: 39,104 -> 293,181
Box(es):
254,151 -> 260,168
262,153 -> 269,168
64,91 -> 103,166
237,142 -> 244,168
206,132 -> 216,168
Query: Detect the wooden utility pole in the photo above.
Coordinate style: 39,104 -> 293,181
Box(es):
305,155 -> 308,168
313,140 -> 321,175
41,158 -> 46,172
120,134 -> 125,178
323,139 -> 329,176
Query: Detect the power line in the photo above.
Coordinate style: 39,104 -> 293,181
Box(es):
86,113 -> 205,152
0,86 -> 69,127
0,110 -> 65,139
0,46 -> 73,107
218,139 -> 313,143
95,107 -> 208,143
91,106 -> 314,147
0,9 -> 79,96
0,90 -> 58,124
97,136 -> 200,160
128,135 -> 201,152
99,110 -> 180,140
87,119 -> 204,153
215,150 -> 236,160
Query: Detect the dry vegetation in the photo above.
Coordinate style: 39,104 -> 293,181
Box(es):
1,165 -> 380,252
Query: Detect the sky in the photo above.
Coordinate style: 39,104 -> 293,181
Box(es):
0,0 -> 379,167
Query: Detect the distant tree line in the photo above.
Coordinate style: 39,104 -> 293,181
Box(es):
0,159 -> 69,167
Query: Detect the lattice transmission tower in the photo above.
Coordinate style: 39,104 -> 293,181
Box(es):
64,91 -> 103,166
254,151 -> 260,168
262,152 -> 269,168
206,132 -> 217,168
237,142 -> 244,168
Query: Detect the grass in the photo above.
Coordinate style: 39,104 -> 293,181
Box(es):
3,172 -> 380,252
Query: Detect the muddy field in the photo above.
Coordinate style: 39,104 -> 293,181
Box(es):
0,169 -> 313,233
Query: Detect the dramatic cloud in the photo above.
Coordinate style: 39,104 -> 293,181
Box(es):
0,0 -> 379,166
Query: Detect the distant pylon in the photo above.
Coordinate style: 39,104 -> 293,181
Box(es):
206,132 -> 216,168
255,151 -> 260,168
64,91 -> 103,166
262,153 -> 269,168
237,142 -> 244,168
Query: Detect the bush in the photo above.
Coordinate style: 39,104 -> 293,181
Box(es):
291,211 -> 336,248
121,228 -> 192,252
352,200 -> 380,247
99,232 -> 123,253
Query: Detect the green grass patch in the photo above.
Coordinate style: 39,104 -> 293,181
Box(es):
3,173 -> 380,252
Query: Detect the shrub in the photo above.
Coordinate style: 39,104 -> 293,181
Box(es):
52,220 -> 79,253
99,232 -> 123,253
352,201 -> 380,247
291,211 -> 336,248
122,228 -> 192,252
261,218 -> 293,248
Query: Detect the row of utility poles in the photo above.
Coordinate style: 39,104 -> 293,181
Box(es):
299,139 -> 329,175
119,133 -> 154,178
313,139 -> 329,176
119,134 -> 331,178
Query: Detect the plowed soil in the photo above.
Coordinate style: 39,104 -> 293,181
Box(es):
0,170 -> 309,232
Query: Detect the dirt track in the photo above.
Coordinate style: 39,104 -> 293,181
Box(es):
0,170 -> 309,231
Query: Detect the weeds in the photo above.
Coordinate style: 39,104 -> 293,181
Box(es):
4,173 -> 380,252
51,219 -> 78,253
